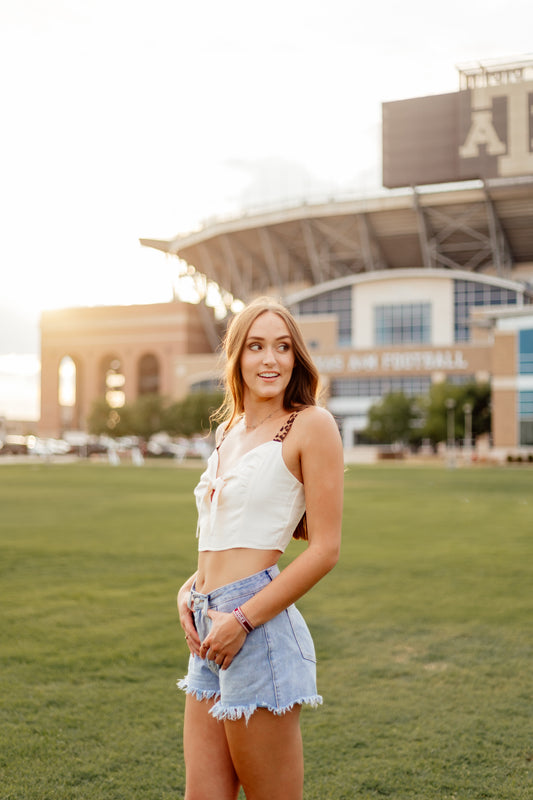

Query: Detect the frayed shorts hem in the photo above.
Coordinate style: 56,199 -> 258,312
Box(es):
176,678 -> 219,704
177,678 -> 322,723
178,567 -> 321,724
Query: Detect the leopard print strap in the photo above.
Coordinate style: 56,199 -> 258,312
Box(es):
215,420 -> 231,450
273,412 -> 299,443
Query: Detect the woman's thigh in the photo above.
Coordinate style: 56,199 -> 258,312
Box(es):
224,707 -> 303,800
183,695 -> 240,800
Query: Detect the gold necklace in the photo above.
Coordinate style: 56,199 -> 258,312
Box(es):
243,409 -> 280,432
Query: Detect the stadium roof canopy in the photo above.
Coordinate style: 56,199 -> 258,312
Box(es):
141,177 -> 533,304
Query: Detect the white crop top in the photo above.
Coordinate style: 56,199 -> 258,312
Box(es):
194,413 -> 305,553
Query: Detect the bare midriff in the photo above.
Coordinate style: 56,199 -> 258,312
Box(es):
195,548 -> 281,595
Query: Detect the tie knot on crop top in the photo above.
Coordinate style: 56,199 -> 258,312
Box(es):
194,412 -> 305,553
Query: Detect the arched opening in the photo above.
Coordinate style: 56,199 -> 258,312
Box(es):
100,356 -> 126,408
59,356 -> 76,406
138,353 -> 160,395
58,355 -> 81,430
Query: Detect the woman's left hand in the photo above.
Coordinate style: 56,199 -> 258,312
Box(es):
199,610 -> 248,670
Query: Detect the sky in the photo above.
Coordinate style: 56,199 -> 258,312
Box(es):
1,0 -> 532,421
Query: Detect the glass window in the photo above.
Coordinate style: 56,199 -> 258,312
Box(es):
520,421 -> 533,445
331,376 -> 431,398
190,379 -> 222,393
454,279 -> 519,342
293,286 -> 352,346
374,303 -> 431,346
446,374 -> 476,386
519,390 -> 533,446
518,329 -> 533,375
518,391 -> 533,416
138,354 -> 160,395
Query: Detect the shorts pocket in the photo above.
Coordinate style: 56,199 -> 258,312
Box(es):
286,606 -> 317,663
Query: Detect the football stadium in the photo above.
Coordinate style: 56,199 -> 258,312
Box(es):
40,56 -> 533,454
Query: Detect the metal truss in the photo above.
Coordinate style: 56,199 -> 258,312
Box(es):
141,180 -> 531,301
297,214 -> 389,285
412,187 -> 514,277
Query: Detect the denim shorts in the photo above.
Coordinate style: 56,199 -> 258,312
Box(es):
177,565 -> 322,723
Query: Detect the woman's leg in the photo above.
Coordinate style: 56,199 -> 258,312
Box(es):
224,707 -> 303,800
183,694 -> 240,800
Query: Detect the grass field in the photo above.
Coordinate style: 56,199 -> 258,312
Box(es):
1,461 -> 532,799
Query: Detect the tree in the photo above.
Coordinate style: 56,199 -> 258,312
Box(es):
86,398 -> 133,437
462,381 -> 491,440
87,391 -> 224,440
164,391 -> 224,437
421,382 -> 461,445
364,392 -> 419,445
420,381 -> 491,445
126,393 -> 167,440
363,382 -> 492,450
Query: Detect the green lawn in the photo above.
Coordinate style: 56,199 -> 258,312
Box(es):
1,462 -> 532,799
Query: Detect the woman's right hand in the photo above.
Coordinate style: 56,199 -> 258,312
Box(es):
177,580 -> 202,657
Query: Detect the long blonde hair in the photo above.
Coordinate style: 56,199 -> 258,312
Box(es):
212,297 -> 320,540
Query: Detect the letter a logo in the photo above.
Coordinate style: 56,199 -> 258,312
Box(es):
459,109 -> 506,158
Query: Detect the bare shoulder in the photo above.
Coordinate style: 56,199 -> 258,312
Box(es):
294,406 -> 344,485
283,406 -> 342,482
296,405 -> 342,442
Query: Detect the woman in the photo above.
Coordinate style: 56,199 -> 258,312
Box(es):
177,297 -> 344,800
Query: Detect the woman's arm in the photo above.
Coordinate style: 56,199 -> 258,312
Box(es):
200,407 -> 344,668
242,406 -> 343,622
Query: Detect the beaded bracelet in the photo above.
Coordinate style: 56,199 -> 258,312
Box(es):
233,606 -> 255,634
